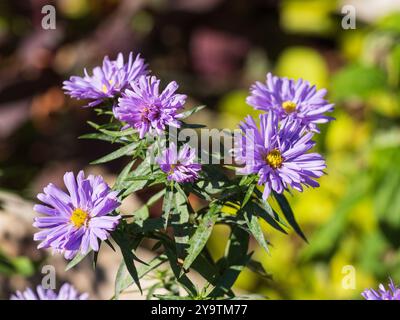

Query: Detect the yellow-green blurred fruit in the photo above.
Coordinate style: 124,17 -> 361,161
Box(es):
234,268 -> 258,292
207,224 -> 230,261
275,47 -> 329,89
349,199 -> 376,232
325,111 -> 370,152
218,90 -> 261,129
58,0 -> 89,18
368,90 -> 400,118
280,0 -> 336,35
340,30 -> 366,62
291,188 -> 334,225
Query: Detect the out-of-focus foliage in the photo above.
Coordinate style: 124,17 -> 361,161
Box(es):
215,7 -> 400,299
0,251 -> 35,277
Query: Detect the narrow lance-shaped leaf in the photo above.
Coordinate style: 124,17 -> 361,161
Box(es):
98,127 -> 136,137
114,254 -> 168,299
153,294 -> 194,300
156,233 -> 198,296
209,227 -> 250,298
243,203 -> 269,254
122,158 -> 151,197
112,233 -> 145,294
252,200 -> 288,235
246,259 -> 272,280
162,186 -> 175,228
254,188 -> 288,227
180,105 -> 206,119
273,191 -> 308,243
147,189 -> 166,207
191,250 -> 220,291
171,187 -> 191,258
182,204 -> 220,271
241,183 -> 256,208
91,141 -> 139,165
113,160 -> 135,191
79,133 -> 123,143
65,251 -> 91,271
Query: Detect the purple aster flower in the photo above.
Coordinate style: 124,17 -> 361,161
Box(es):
233,113 -> 326,200
114,75 -> 186,138
362,278 -> 400,300
11,283 -> 89,300
156,143 -> 201,183
33,171 -> 121,260
246,73 -> 334,132
63,52 -> 148,107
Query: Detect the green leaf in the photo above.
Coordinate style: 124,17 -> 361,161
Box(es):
153,294 -> 193,300
125,176 -> 153,181
171,188 -> 191,258
113,160 -> 135,191
182,204 -> 220,271
181,123 -> 207,129
79,133 -> 122,143
146,283 -> 163,300
91,142 -> 139,165
273,192 -> 307,242
174,183 -> 188,202
141,218 -> 164,233
191,250 -> 219,288
162,186 -> 175,228
65,251 -> 91,271
246,259 -> 272,280
252,200 -> 288,234
194,164 -> 231,198
112,232 -> 146,295
241,183 -> 256,208
243,203 -> 269,253
98,127 -> 136,137
133,205 -> 150,221
239,174 -> 257,187
157,234 -> 198,296
230,294 -> 266,300
209,227 -> 250,298
147,189 -> 166,207
180,105 -> 206,119
122,158 -> 151,197
114,254 -> 168,299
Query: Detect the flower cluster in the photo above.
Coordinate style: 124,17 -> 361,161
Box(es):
115,76 -> 186,138
33,171 -> 121,260
234,113 -> 325,200
63,52 -> 186,139
33,53 -> 199,268
362,279 -> 400,300
234,73 -> 333,199
27,53 -> 336,301
63,52 -> 148,107
11,283 -> 88,300
246,72 -> 334,132
157,143 -> 201,183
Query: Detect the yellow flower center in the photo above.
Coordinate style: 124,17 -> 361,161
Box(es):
142,107 -> 149,115
265,149 -> 283,169
101,80 -> 114,93
70,208 -> 89,228
282,100 -> 297,113
169,163 -> 178,175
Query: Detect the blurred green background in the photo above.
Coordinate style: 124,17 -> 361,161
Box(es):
1,0 -> 400,299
